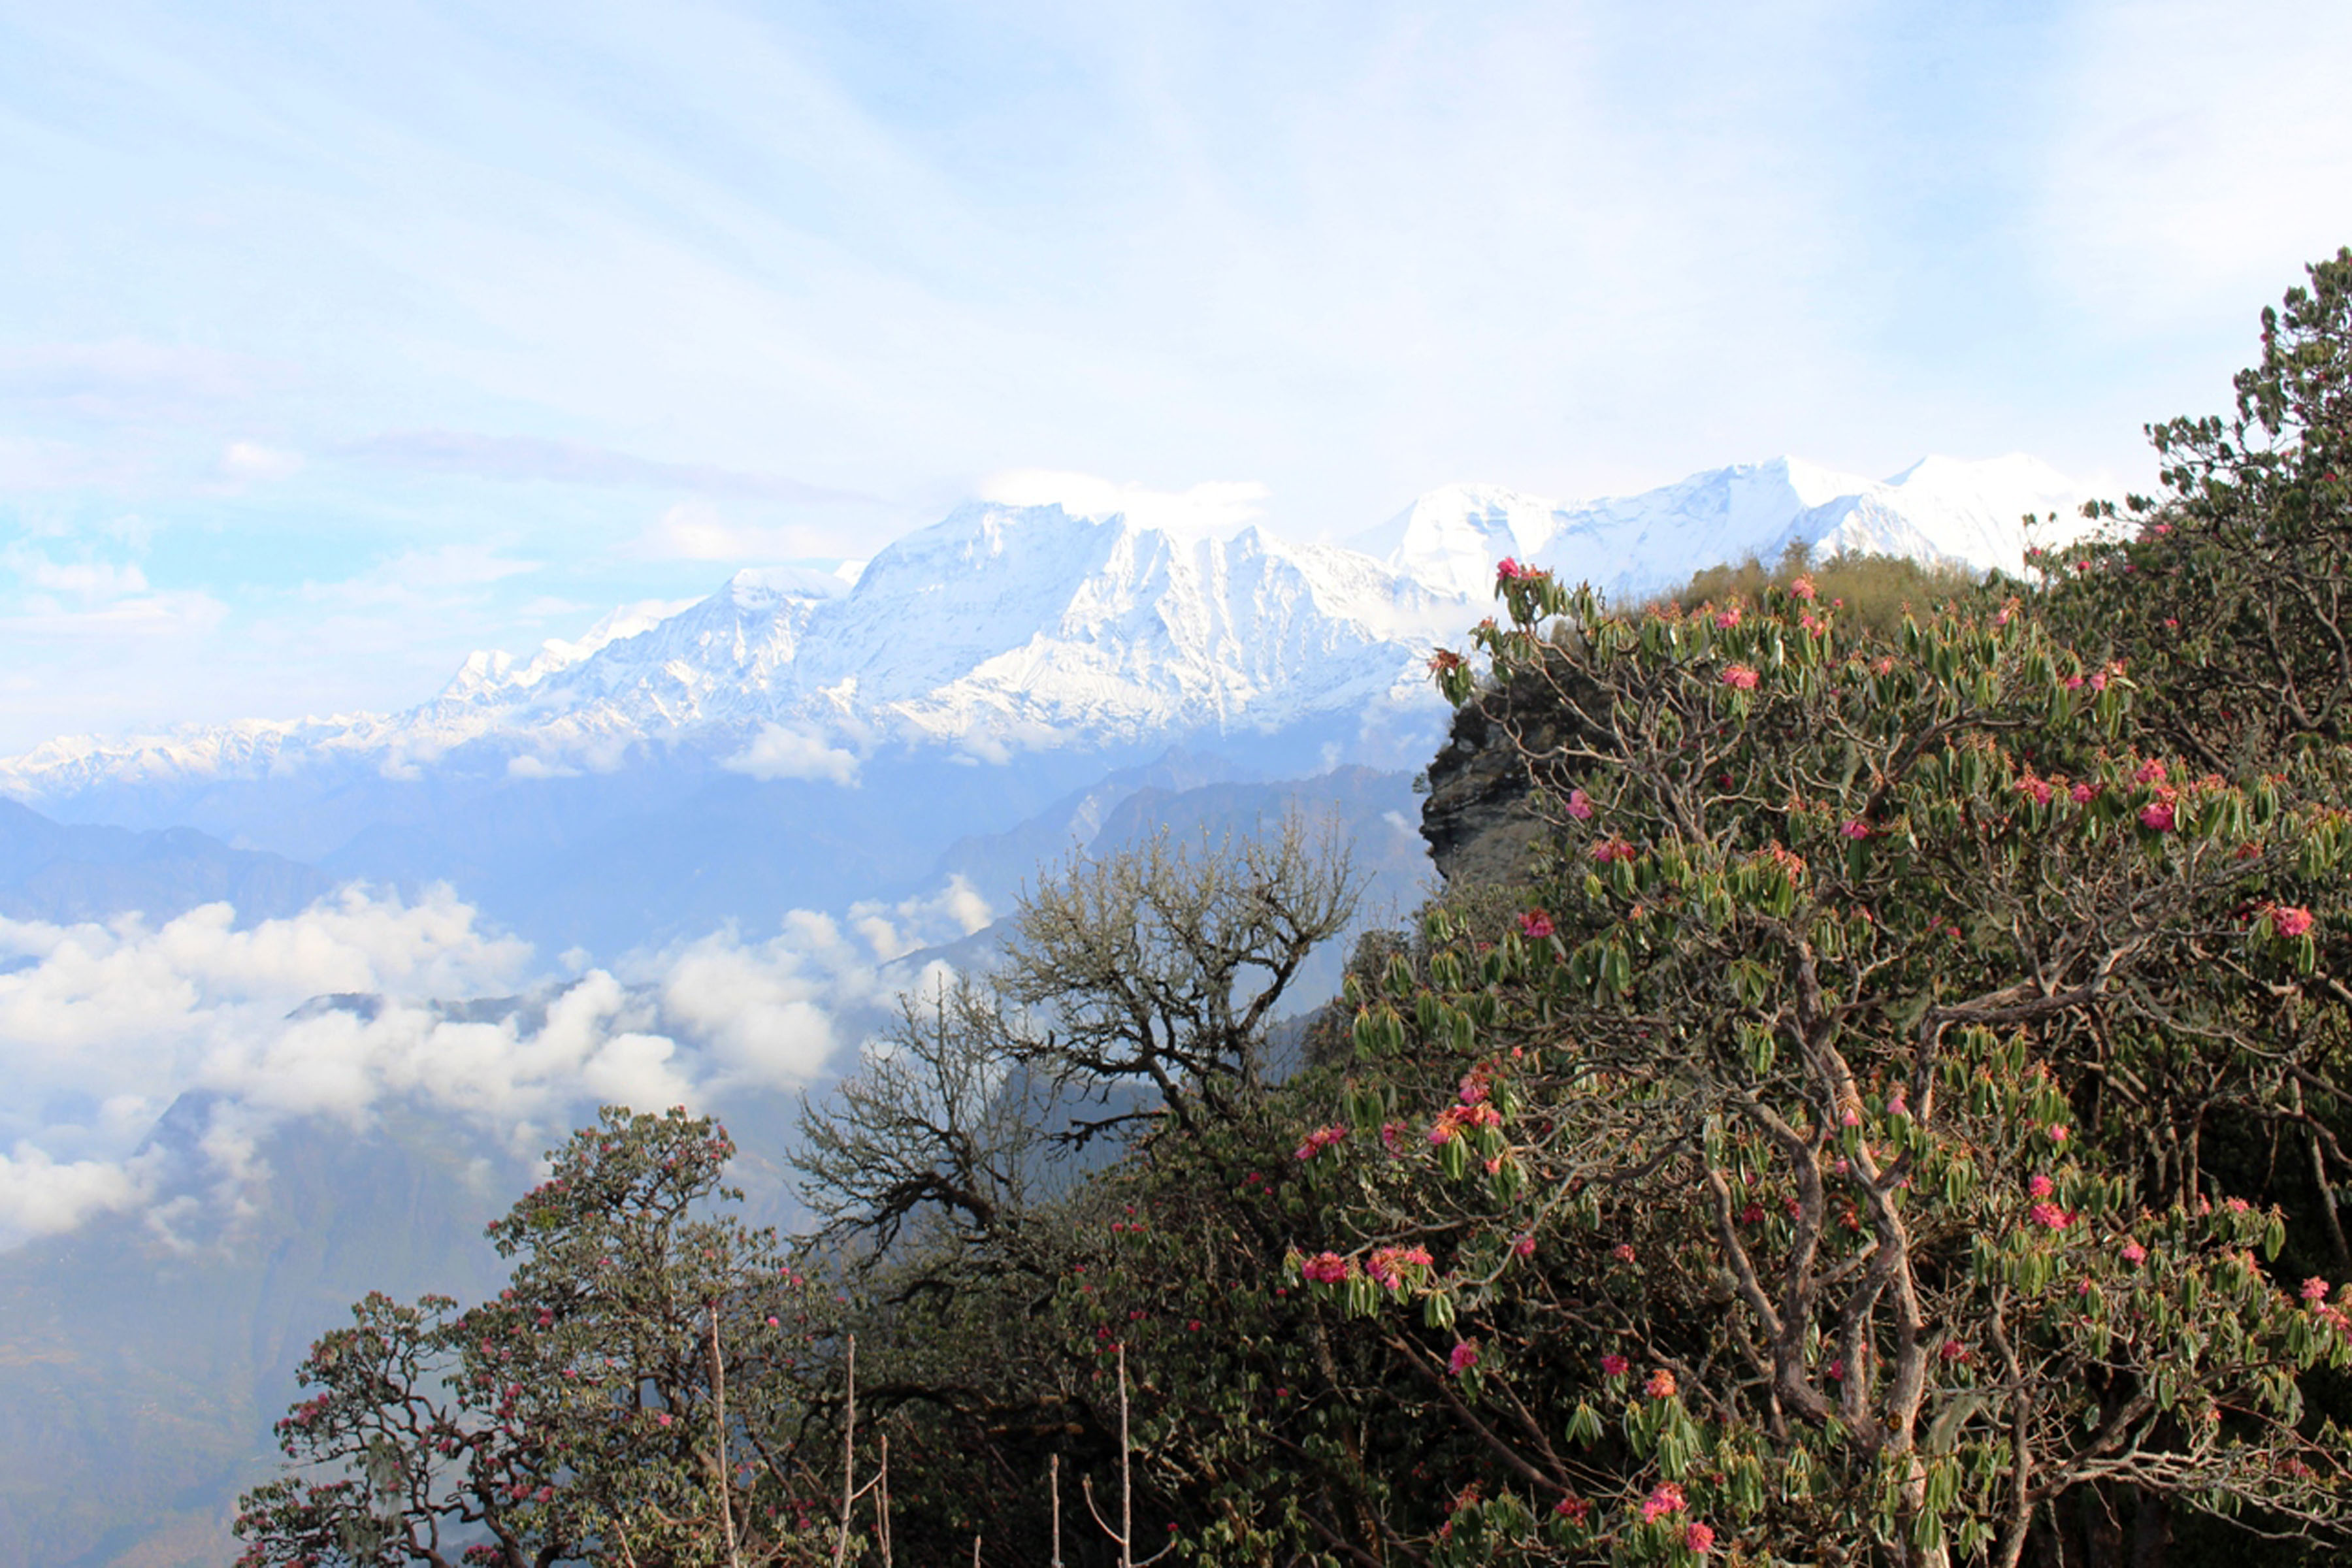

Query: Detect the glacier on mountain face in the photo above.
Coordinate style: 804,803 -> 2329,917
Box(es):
0,453 -> 2099,819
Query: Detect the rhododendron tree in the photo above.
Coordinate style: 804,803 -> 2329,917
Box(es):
1297,565 -> 2352,1564
236,1108 -> 840,1567
2034,247 -> 2352,778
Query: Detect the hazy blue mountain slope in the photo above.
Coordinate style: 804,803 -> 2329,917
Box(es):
0,800 -> 332,926
0,1102 -> 523,1568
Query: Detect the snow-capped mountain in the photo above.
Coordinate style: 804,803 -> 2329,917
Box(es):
0,454 -> 2096,810
1350,454 -> 2091,600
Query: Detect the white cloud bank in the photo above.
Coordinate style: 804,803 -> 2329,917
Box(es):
0,877 -> 994,1249
722,721 -> 864,785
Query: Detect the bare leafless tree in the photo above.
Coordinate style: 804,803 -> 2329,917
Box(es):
999,812 -> 1361,1137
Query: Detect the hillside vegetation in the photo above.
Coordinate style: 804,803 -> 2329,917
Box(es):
235,254 -> 2352,1568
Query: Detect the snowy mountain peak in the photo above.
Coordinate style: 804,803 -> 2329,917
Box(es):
0,453 -> 2104,808
1348,483 -> 1569,600
1353,454 -> 2099,607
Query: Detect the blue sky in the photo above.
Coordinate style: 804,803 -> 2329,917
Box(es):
1,0 -> 2348,750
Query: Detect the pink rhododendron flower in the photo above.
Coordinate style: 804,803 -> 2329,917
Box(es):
2270,905 -> 2316,938
2065,672 -> 2086,691
1448,1340 -> 1481,1375
1365,1245 -> 1432,1289
2121,1241 -> 2146,1264
2140,801 -> 2176,832
1824,1358 -> 1845,1382
1790,575 -> 1817,601
1301,1252 -> 1351,1285
1512,1233 -> 1537,1258
2304,1277 -> 2334,1304
1644,1367 -> 1678,1399
1565,787 -> 1594,821
2048,1124 -> 2069,1145
2028,1202 -> 2073,1231
1593,837 -> 1637,864
1612,1243 -> 1637,1264
1840,818 -> 1871,840
1940,1339 -> 1970,1362
2135,759 -> 2168,785
1554,1495 -> 1590,1522
1519,909 -> 1555,939
1458,1066 -> 1492,1105
2019,775 -> 2053,806
1600,1353 -> 1629,1377
1839,1105 -> 1861,1128
2029,1174 -> 2055,1199
1640,1482 -> 1687,1522
2072,781 -> 2097,804
1294,1124 -> 1348,1161
1716,606 -> 1742,629
1685,1522 -> 1716,1555
1496,557 -> 1525,581
1722,663 -> 1761,690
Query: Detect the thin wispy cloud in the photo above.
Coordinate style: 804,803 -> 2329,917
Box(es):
0,1 -> 2340,743
344,431 -> 874,504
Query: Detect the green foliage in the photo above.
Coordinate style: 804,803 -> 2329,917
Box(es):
235,1108 -> 841,1568
2033,247 -> 2352,777
1662,542 -> 1987,638
1299,572 -> 2352,1562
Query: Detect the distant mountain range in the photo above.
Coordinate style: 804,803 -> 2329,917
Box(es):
0,454 -> 2093,870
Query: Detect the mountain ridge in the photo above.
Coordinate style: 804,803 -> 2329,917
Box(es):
0,454 -> 2097,813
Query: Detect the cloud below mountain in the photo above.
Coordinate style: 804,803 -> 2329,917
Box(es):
0,876 -> 994,1250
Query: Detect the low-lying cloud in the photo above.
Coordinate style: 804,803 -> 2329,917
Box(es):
722,721 -> 863,785
0,877 -> 994,1250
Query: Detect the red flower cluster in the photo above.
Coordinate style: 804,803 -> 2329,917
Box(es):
1518,909 -> 1555,939
1300,1251 -> 1352,1285
1428,1100 -> 1503,1143
2269,904 -> 2317,938
1640,1482 -> 1686,1522
1365,1244 -> 1433,1289
1293,1124 -> 1347,1161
